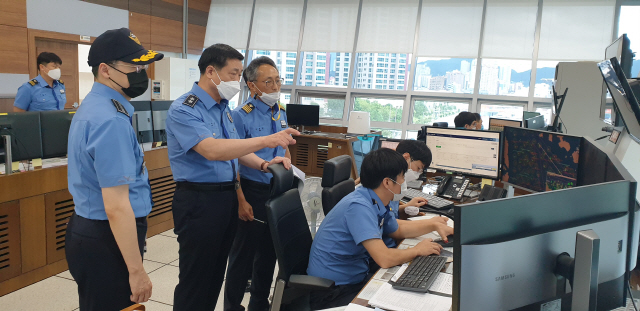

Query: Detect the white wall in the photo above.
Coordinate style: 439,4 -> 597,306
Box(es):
0,74 -> 30,97
27,0 -> 128,37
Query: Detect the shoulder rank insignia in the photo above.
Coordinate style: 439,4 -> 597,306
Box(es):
183,94 -> 199,108
112,99 -> 129,117
28,79 -> 38,86
58,79 -> 64,85
241,103 -> 254,114
279,103 -> 285,111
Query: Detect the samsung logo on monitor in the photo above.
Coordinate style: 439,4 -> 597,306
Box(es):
495,273 -> 515,282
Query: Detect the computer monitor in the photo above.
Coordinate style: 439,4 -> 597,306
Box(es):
598,58 -> 640,144
40,110 -> 75,158
0,112 -> 43,162
286,104 -> 320,127
379,137 -> 401,150
453,180 -> 635,311
131,101 -> 153,143
488,118 -> 521,132
523,115 -> 546,130
425,127 -> 501,179
352,135 -> 380,176
501,127 -> 580,192
522,111 -> 541,122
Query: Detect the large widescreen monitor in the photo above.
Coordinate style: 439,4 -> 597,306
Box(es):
501,126 -> 581,192
598,58 -> 640,144
425,127 -> 501,179
0,112 -> 43,162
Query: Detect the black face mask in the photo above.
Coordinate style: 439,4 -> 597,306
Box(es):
108,65 -> 149,98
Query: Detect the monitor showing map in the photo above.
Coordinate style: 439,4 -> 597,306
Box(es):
501,127 -> 581,192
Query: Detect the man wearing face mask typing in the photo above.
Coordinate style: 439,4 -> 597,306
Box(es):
65,28 -> 163,311
14,52 -> 66,112
224,56 -> 290,311
166,44 -> 300,311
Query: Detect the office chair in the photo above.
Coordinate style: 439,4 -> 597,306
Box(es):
321,155 -> 355,216
266,164 -> 335,311
432,122 -> 449,128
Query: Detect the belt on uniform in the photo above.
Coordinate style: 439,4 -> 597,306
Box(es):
176,181 -> 239,192
240,177 -> 271,191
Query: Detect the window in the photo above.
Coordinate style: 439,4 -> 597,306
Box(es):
412,100 -> 469,125
306,61 -> 313,66
413,57 -> 476,94
354,97 -> 404,123
619,6 -> 640,77
316,69 -> 325,74
372,128 -> 402,139
285,74 -> 294,80
479,59 -> 531,96
391,64 -> 396,69
356,53 -> 412,90
286,60 -> 296,65
279,92 -> 291,106
399,75 -> 405,80
317,55 -> 326,60
305,75 -> 312,80
343,73 -> 348,77
343,78 -> 348,82
534,103 -> 553,125
316,75 -> 324,81
375,79 -> 383,84
534,60 -> 560,98
336,57 -> 341,61
399,64 -> 406,69
376,69 -> 384,73
405,130 -> 419,140
298,52 -> 351,88
286,53 -> 296,58
377,57 -> 385,62
306,54 -> 314,60
305,68 -> 312,74
247,50 -> 296,85
305,82 -> 312,86
390,75 -> 395,79
317,62 -> 326,68
300,95 -> 345,119
376,74 -> 384,78
286,67 -> 294,73
391,69 -> 396,73
397,86 -> 404,90
479,102 -> 526,126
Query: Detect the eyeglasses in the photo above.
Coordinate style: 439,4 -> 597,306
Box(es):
118,63 -> 149,73
257,78 -> 283,88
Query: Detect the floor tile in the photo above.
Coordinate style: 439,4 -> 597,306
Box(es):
147,265 -> 180,305
0,276 -> 79,311
145,234 -> 180,264
159,229 -> 177,238
168,258 -> 179,267
57,269 -> 74,281
144,259 -> 166,274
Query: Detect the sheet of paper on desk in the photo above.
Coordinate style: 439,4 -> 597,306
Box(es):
409,215 -> 454,228
291,165 -> 305,182
369,283 -> 452,311
344,303 -> 372,311
429,272 -> 453,296
373,265 -> 401,282
356,279 -> 385,301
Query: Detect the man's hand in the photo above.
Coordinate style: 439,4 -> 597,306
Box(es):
269,156 -> 292,170
129,269 -> 152,303
406,197 -> 428,207
238,199 -> 254,221
428,217 -> 453,242
413,239 -> 443,257
263,128 -> 300,149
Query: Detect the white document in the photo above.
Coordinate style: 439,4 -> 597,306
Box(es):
356,279 -> 385,301
429,272 -> 453,296
369,283 -> 452,311
444,262 -> 453,274
344,303 -> 372,311
373,265 -> 401,282
291,165 -> 305,182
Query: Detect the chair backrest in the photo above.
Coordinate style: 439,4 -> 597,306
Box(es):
267,164 -> 313,282
321,155 -> 355,215
433,122 -> 449,128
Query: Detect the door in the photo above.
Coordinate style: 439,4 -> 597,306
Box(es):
35,39 -> 79,109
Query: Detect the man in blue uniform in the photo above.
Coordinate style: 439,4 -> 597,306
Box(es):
224,57 -> 290,311
65,28 -> 163,311
166,44 -> 299,311
14,52 -> 66,112
454,111 -> 478,129
307,148 -> 453,310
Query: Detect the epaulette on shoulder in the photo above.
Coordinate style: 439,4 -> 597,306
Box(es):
28,79 -> 38,86
183,94 -> 199,108
241,103 -> 255,114
112,99 -> 130,117
279,103 -> 285,111
58,79 -> 64,85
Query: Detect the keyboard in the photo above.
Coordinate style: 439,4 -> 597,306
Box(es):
403,188 -> 454,210
392,256 -> 448,293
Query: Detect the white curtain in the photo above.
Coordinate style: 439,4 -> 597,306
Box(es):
249,0 -> 305,51
356,0 -> 419,54
300,0 -> 360,52
204,0 -> 254,49
481,0 -> 538,59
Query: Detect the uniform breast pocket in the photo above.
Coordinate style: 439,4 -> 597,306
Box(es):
252,126 -> 266,137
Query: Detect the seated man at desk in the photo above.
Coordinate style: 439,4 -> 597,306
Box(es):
454,111 -> 478,130
307,148 -> 453,310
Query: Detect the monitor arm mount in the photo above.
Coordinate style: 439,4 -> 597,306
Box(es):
547,86 -> 568,133
554,230 -> 600,311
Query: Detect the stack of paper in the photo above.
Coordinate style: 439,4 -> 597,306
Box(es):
368,283 -> 452,311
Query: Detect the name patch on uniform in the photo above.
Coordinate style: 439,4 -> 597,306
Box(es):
111,99 -> 130,117
281,120 -> 287,128
183,94 -> 199,108
60,89 -> 65,94
227,111 -> 233,123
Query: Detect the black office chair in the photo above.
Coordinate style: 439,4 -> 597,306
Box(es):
321,155 -> 355,216
266,164 -> 335,311
432,122 -> 449,128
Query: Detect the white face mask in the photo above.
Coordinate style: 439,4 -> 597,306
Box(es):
211,68 -> 240,100
388,179 -> 405,202
405,158 -> 422,182
253,83 -> 279,107
46,68 -> 61,80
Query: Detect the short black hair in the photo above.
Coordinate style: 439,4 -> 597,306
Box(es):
473,113 -> 482,121
396,140 -> 432,168
198,43 -> 245,74
361,148 -> 408,189
454,112 -> 476,128
37,52 -> 62,71
243,56 -> 278,86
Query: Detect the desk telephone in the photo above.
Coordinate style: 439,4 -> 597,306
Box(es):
436,175 -> 470,200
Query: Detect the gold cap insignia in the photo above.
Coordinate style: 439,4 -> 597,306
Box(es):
129,33 -> 141,45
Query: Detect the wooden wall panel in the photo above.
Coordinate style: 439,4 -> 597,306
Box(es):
19,195 -> 46,273
151,0 -> 183,22
0,25 -> 29,74
44,190 -> 74,264
0,0 -> 27,28
84,0 -> 128,10
188,0 -> 211,12
129,12 -> 152,46
0,201 -> 21,283
150,16 -> 183,53
129,0 -> 151,15
0,98 -> 15,114
188,24 -> 206,55
0,165 -> 67,204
